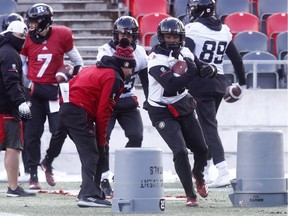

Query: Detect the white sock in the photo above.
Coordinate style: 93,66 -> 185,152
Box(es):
101,171 -> 110,181
216,161 -> 229,176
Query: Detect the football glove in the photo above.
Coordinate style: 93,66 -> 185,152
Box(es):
18,102 -> 32,120
183,57 -> 197,74
143,100 -> 149,111
200,64 -> 217,79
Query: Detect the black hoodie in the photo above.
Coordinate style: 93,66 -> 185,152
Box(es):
0,34 -> 26,119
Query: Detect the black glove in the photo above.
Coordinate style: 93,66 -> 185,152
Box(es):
183,57 -> 197,74
200,64 -> 217,79
143,100 -> 149,111
73,65 -> 83,76
98,145 -> 109,162
98,145 -> 108,155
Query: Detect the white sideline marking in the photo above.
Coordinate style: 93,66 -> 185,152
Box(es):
0,213 -> 25,216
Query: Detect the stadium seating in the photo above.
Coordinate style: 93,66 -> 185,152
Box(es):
215,0 -> 250,23
242,51 -> 278,89
233,31 -> 268,56
149,33 -> 159,47
0,15 -> 5,32
224,12 -> 260,38
249,0 -> 258,16
257,0 -> 287,33
223,55 -> 237,86
139,12 -> 170,47
181,15 -> 190,25
266,13 -> 288,56
275,32 -> 288,88
281,53 -> 288,87
0,0 -> 17,16
173,0 -> 188,21
275,31 -> 288,60
123,0 -> 135,15
132,0 -> 168,24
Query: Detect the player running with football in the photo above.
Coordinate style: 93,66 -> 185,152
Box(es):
20,3 -> 83,189
146,17 -> 217,207
96,16 -> 148,196
185,0 -> 247,188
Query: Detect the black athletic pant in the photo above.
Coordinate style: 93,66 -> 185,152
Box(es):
149,109 -> 208,199
45,118 -> 67,165
194,94 -> 225,165
24,96 -> 67,175
60,103 -> 105,199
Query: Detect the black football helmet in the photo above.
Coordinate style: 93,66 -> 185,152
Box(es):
112,16 -> 139,46
157,17 -> 185,52
187,0 -> 215,22
2,13 -> 24,31
25,3 -> 53,35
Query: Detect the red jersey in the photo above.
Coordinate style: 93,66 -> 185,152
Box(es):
21,26 -> 74,84
68,65 -> 124,146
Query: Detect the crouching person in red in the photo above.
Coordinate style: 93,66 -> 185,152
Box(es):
59,38 -> 136,208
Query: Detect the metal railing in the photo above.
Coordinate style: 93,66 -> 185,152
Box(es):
224,59 -> 288,89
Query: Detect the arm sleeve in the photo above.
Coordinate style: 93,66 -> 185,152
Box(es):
184,36 -> 196,53
2,55 -> 26,107
149,65 -> 194,94
138,67 -> 149,99
65,46 -> 84,67
226,41 -> 247,85
95,73 -> 123,146
20,54 -> 32,88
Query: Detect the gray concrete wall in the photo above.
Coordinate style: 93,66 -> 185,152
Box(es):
43,88 -> 288,174
1,89 -> 287,176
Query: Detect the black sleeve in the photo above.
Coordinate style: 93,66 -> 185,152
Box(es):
138,67 -> 149,100
193,55 -> 206,70
1,54 -> 26,107
226,41 -> 247,85
185,37 -> 196,53
149,65 -> 194,95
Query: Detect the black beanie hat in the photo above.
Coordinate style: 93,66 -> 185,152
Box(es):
113,38 -> 136,69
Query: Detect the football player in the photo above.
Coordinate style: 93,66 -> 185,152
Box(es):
147,17 -> 216,207
96,16 -> 148,197
185,0 -> 247,187
20,3 -> 83,189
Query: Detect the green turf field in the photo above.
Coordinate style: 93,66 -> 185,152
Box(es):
0,181 -> 287,216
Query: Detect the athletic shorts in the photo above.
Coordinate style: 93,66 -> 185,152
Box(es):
0,114 -> 23,151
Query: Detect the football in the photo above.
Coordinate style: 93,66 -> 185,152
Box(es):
55,64 -> 74,83
171,60 -> 187,76
223,84 -> 243,103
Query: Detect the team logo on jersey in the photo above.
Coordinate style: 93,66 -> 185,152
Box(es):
160,67 -> 166,72
12,64 -> 16,69
158,121 -> 165,129
124,61 -> 130,68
